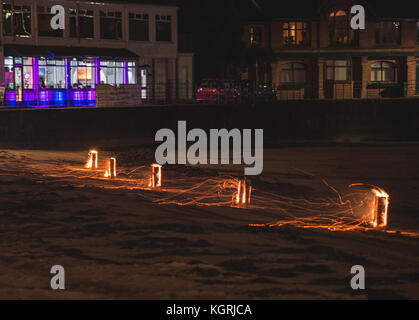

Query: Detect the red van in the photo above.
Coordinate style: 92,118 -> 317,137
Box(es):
196,79 -> 239,103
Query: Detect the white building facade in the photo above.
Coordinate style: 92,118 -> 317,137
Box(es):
0,0 -> 194,106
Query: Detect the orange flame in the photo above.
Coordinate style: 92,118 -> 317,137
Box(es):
235,179 -> 251,206
85,150 -> 98,169
371,187 -> 389,227
104,157 -> 117,179
149,164 -> 162,188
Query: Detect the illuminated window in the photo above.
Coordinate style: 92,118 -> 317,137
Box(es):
128,62 -> 137,84
23,57 -> 33,89
100,61 -> 125,86
39,59 -> 66,89
4,57 -> 14,89
38,6 -> 63,37
71,60 -> 95,88
329,10 -> 354,46
156,15 -> 171,41
375,21 -> 401,45
281,63 -> 306,83
249,26 -> 262,47
326,59 -> 351,81
2,4 -> 31,37
100,11 -> 122,40
282,22 -> 310,46
129,13 -> 149,41
70,8 -> 94,39
371,62 -> 395,82
3,57 -> 33,90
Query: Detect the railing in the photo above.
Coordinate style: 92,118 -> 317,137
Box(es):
1,81 -> 418,107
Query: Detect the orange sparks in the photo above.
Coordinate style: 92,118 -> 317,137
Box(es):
85,150 -> 98,169
149,164 -> 162,188
104,157 -> 117,179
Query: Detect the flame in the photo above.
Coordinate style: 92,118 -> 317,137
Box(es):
149,164 -> 162,188
104,157 -> 116,179
85,150 -> 98,169
235,179 -> 251,206
371,187 -> 389,227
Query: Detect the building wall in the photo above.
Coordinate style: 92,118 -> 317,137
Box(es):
0,0 -> 194,104
243,0 -> 419,99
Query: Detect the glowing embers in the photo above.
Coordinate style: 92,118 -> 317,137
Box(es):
104,157 -> 117,179
85,150 -> 98,169
149,164 -> 162,188
235,179 -> 252,207
371,187 -> 389,228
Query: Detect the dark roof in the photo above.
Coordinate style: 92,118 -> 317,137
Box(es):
239,0 -> 419,22
4,45 -> 139,59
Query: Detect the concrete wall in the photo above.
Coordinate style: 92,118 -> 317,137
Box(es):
0,99 -> 418,148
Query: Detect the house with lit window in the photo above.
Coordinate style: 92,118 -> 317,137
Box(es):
0,0 -> 194,106
241,0 -> 418,99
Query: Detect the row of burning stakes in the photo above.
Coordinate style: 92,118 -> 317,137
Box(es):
85,150 -> 388,229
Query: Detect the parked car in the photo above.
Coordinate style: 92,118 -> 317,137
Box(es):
196,78 -> 239,103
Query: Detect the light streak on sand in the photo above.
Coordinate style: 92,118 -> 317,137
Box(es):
8,150 -> 407,234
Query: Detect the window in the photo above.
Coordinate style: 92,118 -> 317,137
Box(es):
329,10 -> 354,45
375,21 -> 401,45
100,11 -> 122,40
70,9 -> 94,39
38,6 -> 63,37
22,57 -> 34,89
100,61 -> 125,86
4,57 -> 14,89
39,59 -> 66,88
326,59 -> 351,81
129,13 -> 149,41
128,62 -> 137,84
156,15 -> 171,41
417,21 -> 419,43
282,22 -> 310,46
3,4 -> 31,37
281,63 -> 306,83
71,60 -> 96,88
249,26 -> 262,47
3,57 -> 34,90
371,62 -> 395,82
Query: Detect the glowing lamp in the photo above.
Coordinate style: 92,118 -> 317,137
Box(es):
86,150 -> 98,169
371,188 -> 389,227
104,157 -> 116,179
149,164 -> 162,188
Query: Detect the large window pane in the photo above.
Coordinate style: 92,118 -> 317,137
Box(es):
375,21 -> 401,45
283,22 -> 310,46
70,9 -> 94,39
38,6 -> 63,37
281,63 -> 306,84
370,61 -> 395,82
326,59 -> 351,81
3,5 -> 31,37
156,15 -> 171,41
129,13 -> 149,41
100,11 -> 122,40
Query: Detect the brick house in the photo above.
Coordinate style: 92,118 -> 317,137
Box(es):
241,0 -> 419,99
